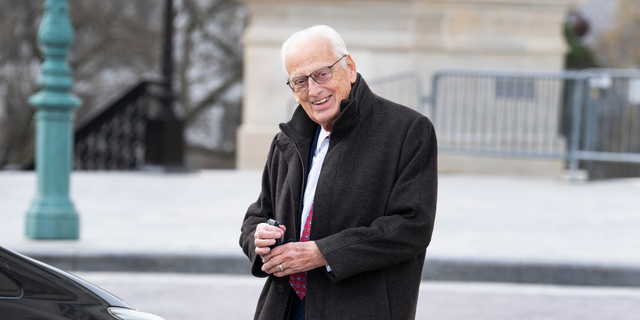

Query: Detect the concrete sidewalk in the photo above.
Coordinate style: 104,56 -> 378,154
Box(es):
2,170 -> 640,286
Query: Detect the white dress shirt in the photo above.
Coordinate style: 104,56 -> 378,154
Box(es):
300,128 -> 332,272
299,128 -> 330,237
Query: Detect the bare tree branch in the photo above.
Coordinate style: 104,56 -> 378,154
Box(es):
0,0 -> 246,168
69,36 -> 110,70
184,69 -> 241,125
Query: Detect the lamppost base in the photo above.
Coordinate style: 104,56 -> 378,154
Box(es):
25,198 -> 79,240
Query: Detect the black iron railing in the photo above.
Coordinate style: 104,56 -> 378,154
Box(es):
73,81 -> 151,170
22,76 -> 164,170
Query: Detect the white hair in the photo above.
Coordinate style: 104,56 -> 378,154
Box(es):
281,25 -> 349,78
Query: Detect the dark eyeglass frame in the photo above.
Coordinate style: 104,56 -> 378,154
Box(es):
286,55 -> 347,93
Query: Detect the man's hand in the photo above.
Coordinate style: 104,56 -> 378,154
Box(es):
261,241 -> 327,277
254,222 -> 286,257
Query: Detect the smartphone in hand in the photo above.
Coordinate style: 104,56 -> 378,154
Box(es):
267,219 -> 282,248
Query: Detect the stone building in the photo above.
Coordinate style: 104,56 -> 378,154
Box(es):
236,0 -> 581,172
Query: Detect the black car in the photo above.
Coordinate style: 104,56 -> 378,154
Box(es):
0,246 -> 164,320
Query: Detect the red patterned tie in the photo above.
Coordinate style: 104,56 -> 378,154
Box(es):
289,204 -> 313,299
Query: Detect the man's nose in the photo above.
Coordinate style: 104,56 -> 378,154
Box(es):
307,77 -> 322,96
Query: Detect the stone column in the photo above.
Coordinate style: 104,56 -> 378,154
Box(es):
237,0 -> 579,170
26,0 -> 81,239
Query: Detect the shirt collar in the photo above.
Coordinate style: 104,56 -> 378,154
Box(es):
316,128 -> 331,154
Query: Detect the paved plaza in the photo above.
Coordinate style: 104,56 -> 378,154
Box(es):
2,170 -> 639,266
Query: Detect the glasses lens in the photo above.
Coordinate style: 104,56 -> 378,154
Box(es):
290,77 -> 308,92
311,67 -> 332,84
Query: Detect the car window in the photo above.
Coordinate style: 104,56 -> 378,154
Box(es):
0,269 -> 21,298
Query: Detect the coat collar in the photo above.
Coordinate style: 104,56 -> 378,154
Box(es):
279,73 -> 373,143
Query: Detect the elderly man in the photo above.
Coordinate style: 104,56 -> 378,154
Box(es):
239,25 -> 437,320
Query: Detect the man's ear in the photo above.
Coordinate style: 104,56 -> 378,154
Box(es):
345,55 -> 357,83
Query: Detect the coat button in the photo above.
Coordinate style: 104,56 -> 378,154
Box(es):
276,285 -> 285,293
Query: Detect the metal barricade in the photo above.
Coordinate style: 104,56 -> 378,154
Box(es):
570,69 -> 640,178
430,69 -> 640,179
431,70 -> 579,160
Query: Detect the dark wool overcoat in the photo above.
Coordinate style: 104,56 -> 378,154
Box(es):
239,74 -> 438,320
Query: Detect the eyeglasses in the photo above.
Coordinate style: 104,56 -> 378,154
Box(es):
286,55 -> 347,93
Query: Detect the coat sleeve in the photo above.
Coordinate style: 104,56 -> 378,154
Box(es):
238,136 -> 279,278
315,116 -> 438,282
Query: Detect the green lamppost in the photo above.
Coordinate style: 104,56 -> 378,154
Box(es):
26,0 -> 81,239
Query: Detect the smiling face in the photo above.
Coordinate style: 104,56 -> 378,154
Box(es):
285,38 -> 357,131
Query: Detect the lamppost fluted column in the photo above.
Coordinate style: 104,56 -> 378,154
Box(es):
26,0 -> 81,239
